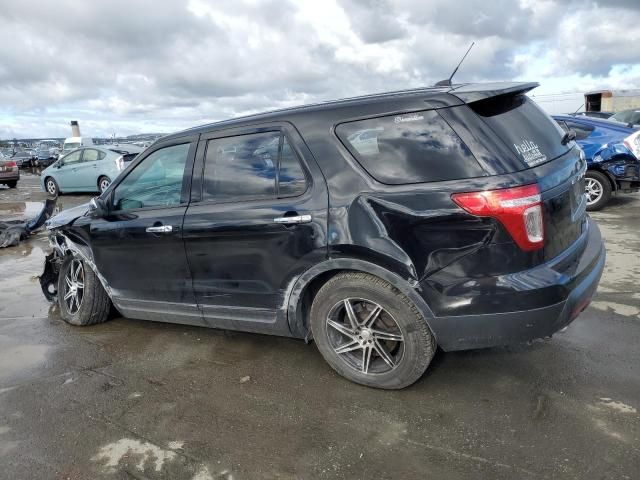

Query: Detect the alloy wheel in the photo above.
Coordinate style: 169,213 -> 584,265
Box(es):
63,259 -> 84,314
325,298 -> 404,374
99,178 -> 110,193
46,179 -> 56,195
585,177 -> 603,205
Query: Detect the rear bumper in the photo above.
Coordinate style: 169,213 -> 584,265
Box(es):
429,219 -> 605,351
0,172 -> 20,182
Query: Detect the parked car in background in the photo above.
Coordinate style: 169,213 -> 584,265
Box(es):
553,115 -> 640,210
40,145 -> 142,195
571,111 -> 614,120
608,109 -> 640,128
41,82 -> 605,389
12,151 -> 36,167
36,148 -> 57,167
0,155 -> 20,188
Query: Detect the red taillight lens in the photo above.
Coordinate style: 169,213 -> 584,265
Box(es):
6,161 -> 17,168
452,184 -> 544,251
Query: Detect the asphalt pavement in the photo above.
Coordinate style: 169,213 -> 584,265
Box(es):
0,172 -> 639,479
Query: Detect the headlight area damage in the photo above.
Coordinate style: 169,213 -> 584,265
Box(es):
39,203 -> 113,304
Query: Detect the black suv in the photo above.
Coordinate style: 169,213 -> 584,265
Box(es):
41,82 -> 605,389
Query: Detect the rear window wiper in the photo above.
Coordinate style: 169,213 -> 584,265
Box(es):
561,130 -> 576,145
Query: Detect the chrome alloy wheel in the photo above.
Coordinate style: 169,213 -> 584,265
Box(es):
585,177 -> 603,206
326,298 -> 405,374
63,259 -> 85,314
46,179 -> 57,195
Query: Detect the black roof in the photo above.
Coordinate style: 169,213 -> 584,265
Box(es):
165,81 -> 539,140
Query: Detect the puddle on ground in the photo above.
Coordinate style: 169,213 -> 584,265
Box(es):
0,339 -> 50,384
0,201 -> 45,222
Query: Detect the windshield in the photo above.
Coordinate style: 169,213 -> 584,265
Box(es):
611,110 -> 640,125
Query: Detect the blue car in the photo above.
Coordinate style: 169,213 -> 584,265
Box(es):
553,115 -> 640,210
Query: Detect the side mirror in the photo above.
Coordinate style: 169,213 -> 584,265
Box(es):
89,196 -> 108,217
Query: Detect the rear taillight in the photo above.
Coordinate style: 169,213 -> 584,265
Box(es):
114,155 -> 124,171
6,161 -> 17,168
452,184 -> 544,251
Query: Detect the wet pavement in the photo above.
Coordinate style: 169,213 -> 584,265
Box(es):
0,173 -> 639,479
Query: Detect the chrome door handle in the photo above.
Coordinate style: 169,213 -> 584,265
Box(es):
146,225 -> 173,233
273,214 -> 312,225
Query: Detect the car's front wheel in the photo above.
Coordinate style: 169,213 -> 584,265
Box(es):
57,256 -> 112,326
310,272 -> 436,389
585,170 -> 611,211
98,176 -> 111,193
45,177 -> 59,196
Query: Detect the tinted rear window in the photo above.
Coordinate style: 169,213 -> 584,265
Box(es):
336,110 -> 485,184
470,94 -> 568,169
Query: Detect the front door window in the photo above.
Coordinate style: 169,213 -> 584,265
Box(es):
112,143 -> 190,210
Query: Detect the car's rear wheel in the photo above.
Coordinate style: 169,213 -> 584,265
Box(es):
585,170 -> 611,211
310,272 -> 436,389
57,256 -> 112,326
6,181 -> 17,188
45,177 -> 59,196
98,176 -> 111,193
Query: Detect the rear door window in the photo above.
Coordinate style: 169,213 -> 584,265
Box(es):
470,94 -> 568,169
336,110 -> 484,184
202,131 -> 308,201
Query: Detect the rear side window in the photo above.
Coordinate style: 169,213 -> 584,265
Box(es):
336,110 -> 484,184
82,149 -> 106,162
470,94 -> 568,168
203,132 -> 307,201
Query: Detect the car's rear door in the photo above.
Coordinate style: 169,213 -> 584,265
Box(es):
88,134 -> 201,324
182,124 -> 328,336
75,148 -> 102,190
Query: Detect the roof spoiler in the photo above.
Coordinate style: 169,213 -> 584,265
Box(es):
448,82 -> 539,104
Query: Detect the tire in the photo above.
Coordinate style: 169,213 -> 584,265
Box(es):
585,170 -> 611,211
6,181 -> 17,188
45,177 -> 59,196
310,272 -> 436,389
98,176 -> 111,193
57,255 -> 112,326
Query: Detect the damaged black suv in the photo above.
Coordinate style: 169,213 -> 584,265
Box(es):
42,82 -> 605,389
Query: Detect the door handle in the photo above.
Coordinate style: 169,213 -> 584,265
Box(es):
146,225 -> 173,233
273,214 -> 312,225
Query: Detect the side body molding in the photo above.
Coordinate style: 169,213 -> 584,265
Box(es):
285,258 -> 437,340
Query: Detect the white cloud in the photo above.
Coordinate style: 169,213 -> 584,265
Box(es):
0,0 -> 639,138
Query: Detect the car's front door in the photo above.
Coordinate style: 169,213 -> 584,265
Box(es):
88,135 -> 202,325
56,149 -> 83,190
182,125 -> 328,335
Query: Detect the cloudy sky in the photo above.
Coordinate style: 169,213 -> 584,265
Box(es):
1,0 -> 639,139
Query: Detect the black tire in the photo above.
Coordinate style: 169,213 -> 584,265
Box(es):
585,170 -> 611,211
98,176 -> 111,193
6,181 -> 17,188
57,255 -> 112,326
310,272 -> 436,389
45,177 -> 59,196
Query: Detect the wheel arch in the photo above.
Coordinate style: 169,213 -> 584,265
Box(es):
286,258 -> 436,342
587,166 -> 617,191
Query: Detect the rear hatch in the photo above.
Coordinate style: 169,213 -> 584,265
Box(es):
451,86 -> 587,261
